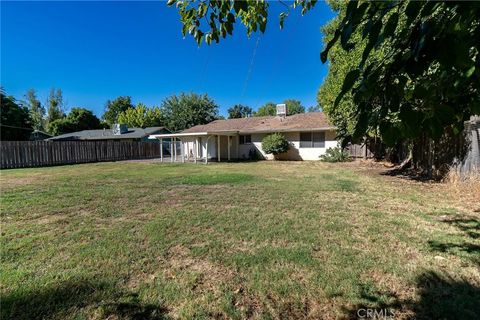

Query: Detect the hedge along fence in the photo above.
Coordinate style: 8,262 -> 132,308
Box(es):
0,140 -> 161,169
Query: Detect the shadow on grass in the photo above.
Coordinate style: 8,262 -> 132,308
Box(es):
428,240 -> 480,255
343,271 -> 480,319
345,211 -> 480,319
440,217 -> 480,239
1,278 -> 169,320
380,168 -> 439,182
429,216 -> 480,264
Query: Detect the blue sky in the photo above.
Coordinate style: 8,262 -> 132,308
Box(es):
1,1 -> 336,117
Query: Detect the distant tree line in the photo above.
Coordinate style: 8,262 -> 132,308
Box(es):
103,93 -> 220,132
227,100 -> 320,119
1,88 -> 222,140
1,86 -> 320,140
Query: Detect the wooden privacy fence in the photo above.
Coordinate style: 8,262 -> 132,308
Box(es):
0,140 -> 161,169
346,143 -> 374,159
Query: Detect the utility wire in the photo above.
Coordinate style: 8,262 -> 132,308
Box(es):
254,13 -> 302,109
241,33 -> 262,101
0,124 -> 34,131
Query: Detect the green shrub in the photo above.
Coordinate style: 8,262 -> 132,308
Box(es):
320,147 -> 351,162
262,133 -> 290,156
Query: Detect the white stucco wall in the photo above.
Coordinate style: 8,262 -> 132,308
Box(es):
191,136 -> 216,159
237,130 -> 338,161
174,130 -> 338,161
295,130 -> 338,160
176,137 -> 214,160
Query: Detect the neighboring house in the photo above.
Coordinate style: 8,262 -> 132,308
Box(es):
48,125 -> 168,142
150,106 -> 337,161
30,130 -> 52,141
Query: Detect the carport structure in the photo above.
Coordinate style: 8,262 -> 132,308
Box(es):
149,131 -> 238,164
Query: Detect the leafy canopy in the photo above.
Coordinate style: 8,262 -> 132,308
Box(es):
102,96 -> 134,127
318,0 -> 378,141
166,0 -> 317,45
46,88 -> 65,126
284,99 -> 305,115
228,104 -> 253,119
307,105 -> 321,113
261,133 -> 290,155
47,108 -> 103,136
320,1 -> 480,146
23,89 -> 45,131
254,100 -> 305,117
161,93 -> 219,132
117,104 -> 163,128
1,89 -> 32,141
254,102 -> 276,117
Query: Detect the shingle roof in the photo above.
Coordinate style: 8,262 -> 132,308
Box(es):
182,112 -> 334,134
48,127 -> 166,141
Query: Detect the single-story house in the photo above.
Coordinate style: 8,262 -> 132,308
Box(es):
48,125 -> 168,142
150,107 -> 337,162
30,130 -> 53,141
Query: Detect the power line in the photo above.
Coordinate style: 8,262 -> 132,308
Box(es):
0,124 -> 34,131
254,13 -> 302,109
241,33 -> 262,101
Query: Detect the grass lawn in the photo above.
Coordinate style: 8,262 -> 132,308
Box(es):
1,161 -> 479,319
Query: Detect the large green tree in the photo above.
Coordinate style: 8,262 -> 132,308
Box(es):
320,1 -> 480,146
47,108 -> 102,136
254,100 -> 304,117
254,102 -> 276,117
46,88 -> 65,126
117,104 -> 163,128
1,89 -> 32,140
284,99 -> 305,115
102,96 -> 134,127
228,104 -> 253,119
161,93 -> 219,132
24,89 -> 45,131
317,1 -> 374,140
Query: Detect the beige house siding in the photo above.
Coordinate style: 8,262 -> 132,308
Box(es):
237,130 -> 337,160
166,129 -> 338,161
151,112 -> 338,161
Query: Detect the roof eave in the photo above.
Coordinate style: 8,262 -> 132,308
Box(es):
148,127 -> 336,139
149,131 -> 239,139
238,127 -> 336,134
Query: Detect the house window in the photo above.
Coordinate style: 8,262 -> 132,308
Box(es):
300,132 -> 325,148
239,134 -> 251,144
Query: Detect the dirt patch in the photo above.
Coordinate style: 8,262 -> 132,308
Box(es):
159,245 -> 266,318
0,175 -> 45,190
164,245 -> 235,286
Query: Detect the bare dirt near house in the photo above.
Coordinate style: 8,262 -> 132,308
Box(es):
1,161 -> 478,319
